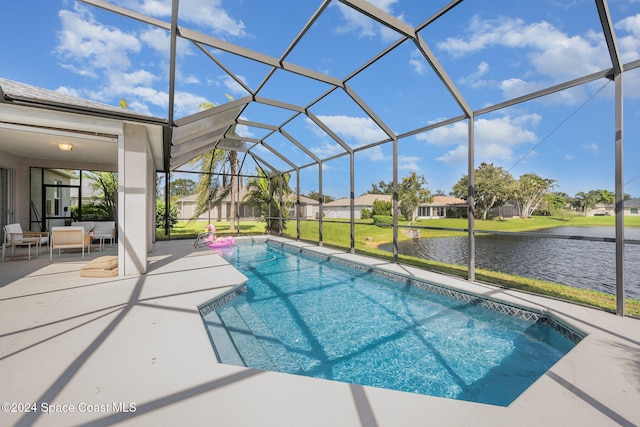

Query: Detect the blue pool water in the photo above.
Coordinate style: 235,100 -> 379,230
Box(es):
202,241 -> 581,406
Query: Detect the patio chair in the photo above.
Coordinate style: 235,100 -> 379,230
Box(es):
2,223 -> 48,261
50,226 -> 90,260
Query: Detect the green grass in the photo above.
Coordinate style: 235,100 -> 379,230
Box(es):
158,216 -> 640,316
156,220 -> 265,240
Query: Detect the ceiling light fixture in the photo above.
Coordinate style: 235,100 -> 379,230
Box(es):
58,143 -> 73,151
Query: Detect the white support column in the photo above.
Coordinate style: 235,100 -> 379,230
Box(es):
118,123 -> 150,276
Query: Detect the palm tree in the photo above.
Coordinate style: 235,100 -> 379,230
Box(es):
191,149 -> 230,222
85,171 -> 118,221
190,101 -> 240,231
244,168 -> 292,233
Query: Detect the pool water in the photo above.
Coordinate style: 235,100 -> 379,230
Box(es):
203,241 -> 580,406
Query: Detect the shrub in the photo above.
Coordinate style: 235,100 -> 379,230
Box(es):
372,215 -> 394,226
372,199 -> 392,216
156,199 -> 178,229
360,208 -> 371,219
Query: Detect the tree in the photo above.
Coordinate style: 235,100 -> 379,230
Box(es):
571,190 -> 600,213
452,162 -> 515,219
571,189 -> 616,214
398,172 -> 432,220
539,192 -> 569,216
244,169 -> 293,233
365,180 -> 394,195
191,101 -> 241,231
513,173 -> 556,218
170,178 -> 196,201
597,189 -> 615,204
304,191 -> 335,203
191,149 -> 230,221
156,198 -> 177,229
84,171 -> 118,221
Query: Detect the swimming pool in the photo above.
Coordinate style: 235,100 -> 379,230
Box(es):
201,239 -> 583,406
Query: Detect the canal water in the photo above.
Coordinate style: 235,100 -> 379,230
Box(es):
381,226 -> 640,300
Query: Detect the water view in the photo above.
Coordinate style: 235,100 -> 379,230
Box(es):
382,226 -> 640,300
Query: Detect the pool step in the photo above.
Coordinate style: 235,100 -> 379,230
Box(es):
217,306 -> 277,371
235,302 -> 306,375
201,310 -> 245,367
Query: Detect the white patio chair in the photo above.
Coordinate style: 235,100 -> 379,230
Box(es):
2,223 -> 48,261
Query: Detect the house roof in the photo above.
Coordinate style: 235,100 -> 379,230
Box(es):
431,195 -> 466,206
322,194 -> 466,208
0,77 -> 167,169
0,78 -> 164,122
324,194 -> 392,207
176,190 -> 319,205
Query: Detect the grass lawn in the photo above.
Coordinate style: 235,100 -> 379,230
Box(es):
158,216 -> 640,316
156,220 -> 265,240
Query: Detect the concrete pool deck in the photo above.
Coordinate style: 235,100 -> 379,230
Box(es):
0,237 -> 638,426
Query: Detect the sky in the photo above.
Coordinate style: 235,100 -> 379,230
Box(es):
2,0 -> 640,199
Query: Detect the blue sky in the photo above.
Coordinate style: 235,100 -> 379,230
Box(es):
2,0 -> 640,199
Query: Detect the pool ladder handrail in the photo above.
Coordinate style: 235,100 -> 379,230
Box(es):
194,231 -> 215,249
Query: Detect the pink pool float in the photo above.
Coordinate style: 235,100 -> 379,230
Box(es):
197,224 -> 235,250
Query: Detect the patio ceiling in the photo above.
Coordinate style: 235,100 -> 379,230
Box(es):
75,0 -> 638,177
0,78 -> 167,169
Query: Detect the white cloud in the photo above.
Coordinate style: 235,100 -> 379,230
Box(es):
615,13 -> 640,62
222,75 -> 250,96
56,5 -> 141,74
459,61 -> 490,88
139,27 -> 193,57
416,114 -> 540,165
409,50 -> 428,75
309,140 -> 346,159
398,155 -> 421,172
315,115 -> 388,146
115,0 -> 246,38
334,0 -> 402,42
183,75 -> 200,84
305,115 -> 390,161
54,86 -> 82,98
581,142 -> 599,156
173,90 -> 213,116
437,15 -> 612,93
435,144 -> 467,164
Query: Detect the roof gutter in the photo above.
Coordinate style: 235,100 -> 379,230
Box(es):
0,92 -> 168,126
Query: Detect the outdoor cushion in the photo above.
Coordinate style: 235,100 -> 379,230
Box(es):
80,256 -> 118,277
84,256 -> 118,270
80,267 -> 118,278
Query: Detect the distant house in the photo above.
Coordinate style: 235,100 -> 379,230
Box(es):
586,198 -> 640,216
324,194 -> 392,219
489,202 -> 521,219
175,188 -> 319,221
323,194 -> 466,220
416,195 -> 467,219
292,195 -> 321,219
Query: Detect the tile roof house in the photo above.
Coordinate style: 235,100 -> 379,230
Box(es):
176,189 -> 319,221
587,198 -> 640,216
322,194 -> 466,219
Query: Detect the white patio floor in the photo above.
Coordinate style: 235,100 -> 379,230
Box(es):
0,238 -> 638,426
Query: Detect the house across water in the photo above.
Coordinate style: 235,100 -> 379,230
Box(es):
322,194 -> 466,220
